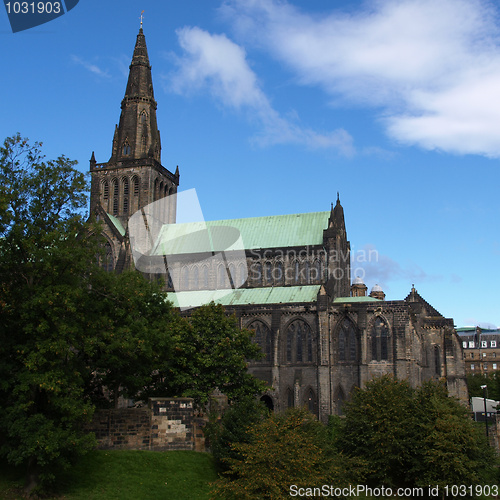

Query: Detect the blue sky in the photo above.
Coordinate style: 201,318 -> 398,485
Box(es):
1,0 -> 499,328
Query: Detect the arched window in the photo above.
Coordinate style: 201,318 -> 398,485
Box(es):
101,241 -> 113,272
265,262 -> 272,284
193,267 -> 199,290
203,266 -> 209,289
140,110 -> 147,123
275,261 -> 284,285
285,320 -> 313,364
312,260 -> 320,282
238,262 -> 247,286
305,261 -> 310,283
123,178 -> 129,196
167,272 -> 173,289
182,266 -> 189,291
113,198 -> 118,216
123,197 -> 129,214
434,346 -> 441,376
218,265 -> 228,289
253,261 -> 262,285
287,388 -> 294,408
122,141 -> 131,156
338,318 -> 357,362
154,178 -> 159,201
228,263 -> 236,288
294,260 -> 300,284
371,317 -> 390,361
248,321 -> 271,363
133,176 -> 139,196
306,388 -> 316,414
112,178 -> 119,197
103,181 -> 109,200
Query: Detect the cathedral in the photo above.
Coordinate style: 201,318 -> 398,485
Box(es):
89,28 -> 468,422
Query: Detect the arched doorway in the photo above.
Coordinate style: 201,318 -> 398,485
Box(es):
260,395 -> 274,411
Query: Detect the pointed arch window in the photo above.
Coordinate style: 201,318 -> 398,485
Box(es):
203,266 -> 209,289
253,261 -> 262,285
305,261 -> 310,283
123,197 -> 129,214
371,317 -> 390,361
103,181 -> 109,200
275,261 -> 284,284
285,320 -> 313,364
287,387 -> 294,408
100,241 -> 113,272
140,110 -> 147,123
182,266 -> 189,291
112,179 -> 119,197
133,176 -> 139,196
248,321 -> 271,363
306,388 -> 316,414
123,178 -> 129,196
338,318 -> 357,362
238,263 -> 246,287
294,260 -> 300,284
218,265 -> 228,289
265,261 -> 272,284
122,141 -> 131,156
167,272 -> 173,290
193,267 -> 199,290
113,198 -> 118,216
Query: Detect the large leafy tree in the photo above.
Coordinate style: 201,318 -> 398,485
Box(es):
338,375 -> 497,491
153,302 -> 266,408
0,135 -> 178,494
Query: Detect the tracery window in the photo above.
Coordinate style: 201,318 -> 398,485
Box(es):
285,320 -> 313,363
338,318 -> 357,362
248,321 -> 271,363
122,142 -> 131,155
103,181 -> 109,200
100,241 -> 113,272
371,317 -> 390,361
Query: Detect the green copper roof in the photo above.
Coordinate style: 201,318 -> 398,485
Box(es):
152,211 -> 330,255
165,285 -> 321,309
107,213 -> 126,237
333,296 -> 382,304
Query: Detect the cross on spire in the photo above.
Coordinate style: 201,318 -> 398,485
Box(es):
140,10 -> 144,28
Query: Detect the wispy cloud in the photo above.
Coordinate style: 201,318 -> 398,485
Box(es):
71,55 -> 110,78
220,0 -> 500,158
168,26 -> 355,155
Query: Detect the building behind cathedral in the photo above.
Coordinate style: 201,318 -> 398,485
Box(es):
89,28 -> 468,422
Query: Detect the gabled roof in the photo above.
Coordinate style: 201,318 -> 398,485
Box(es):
152,211 -> 330,256
106,213 -> 126,237
165,285 -> 321,309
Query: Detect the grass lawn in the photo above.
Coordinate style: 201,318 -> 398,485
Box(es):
0,450 -> 218,499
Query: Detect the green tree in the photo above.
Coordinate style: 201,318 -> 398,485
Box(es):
0,134 -> 98,494
211,407 -> 358,500
467,372 -> 500,400
156,303 -> 266,408
204,396 -> 268,472
338,375 -> 497,494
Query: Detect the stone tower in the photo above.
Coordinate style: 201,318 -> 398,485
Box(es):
89,27 -> 179,272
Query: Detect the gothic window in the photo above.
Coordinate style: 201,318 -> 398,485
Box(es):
154,178 -> 159,201
338,318 -> 357,362
123,178 -> 129,196
253,261 -> 262,285
113,197 -> 118,216
103,181 -> 109,200
122,142 -> 131,155
285,320 -> 313,364
305,261 -> 310,283
167,272 -> 173,290
218,265 -> 227,289
100,242 -> 113,272
275,261 -> 284,285
159,182 -> 164,199
294,260 -> 300,284
312,260 -> 320,282
434,346 -> 441,376
203,266 -> 209,289
133,176 -> 139,196
193,267 -> 199,290
238,262 -> 246,286
164,184 -> 168,197
113,178 -> 119,197
287,388 -> 294,408
306,388 -> 316,414
228,263 -> 236,288
182,266 -> 189,291
248,321 -> 271,363
320,257 -> 326,280
123,197 -> 129,214
371,317 -> 390,361
265,262 -> 272,284
140,110 -> 147,123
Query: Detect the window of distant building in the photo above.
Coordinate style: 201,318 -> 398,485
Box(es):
491,341 -> 497,348
469,341 -> 475,348
482,341 -> 487,348
338,318 -> 357,362
471,364 -> 475,370
462,341 -> 467,349
484,363 -> 488,370
493,363 -> 497,370
470,353 -> 474,359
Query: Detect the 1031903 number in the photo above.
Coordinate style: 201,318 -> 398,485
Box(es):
5,2 -> 61,14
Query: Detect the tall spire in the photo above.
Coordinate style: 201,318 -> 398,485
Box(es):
328,193 -> 346,237
110,27 -> 162,163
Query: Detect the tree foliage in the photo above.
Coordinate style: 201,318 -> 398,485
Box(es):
467,372 -> 500,401
211,407 -> 359,500
155,302 -> 266,408
338,375 -> 497,492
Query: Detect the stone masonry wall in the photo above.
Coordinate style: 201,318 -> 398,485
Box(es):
88,398 -> 199,451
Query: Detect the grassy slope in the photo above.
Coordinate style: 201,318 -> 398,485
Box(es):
0,450 -> 218,500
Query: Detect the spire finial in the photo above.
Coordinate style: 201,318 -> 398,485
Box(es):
140,10 -> 144,28
337,191 -> 340,203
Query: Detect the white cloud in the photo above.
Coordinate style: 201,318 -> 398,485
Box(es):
71,55 -> 110,78
221,0 -> 500,157
168,26 -> 355,155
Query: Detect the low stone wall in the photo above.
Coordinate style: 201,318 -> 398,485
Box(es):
88,397 -> 204,451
